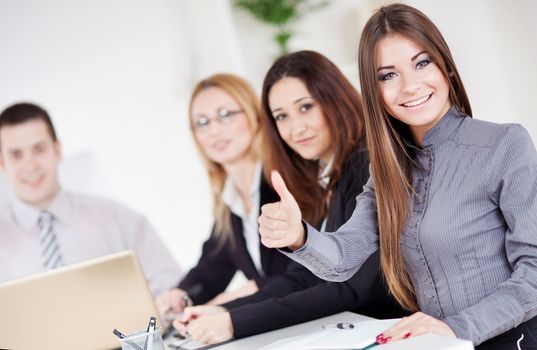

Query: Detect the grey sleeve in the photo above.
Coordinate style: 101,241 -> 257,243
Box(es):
279,174 -> 379,282
443,125 -> 537,345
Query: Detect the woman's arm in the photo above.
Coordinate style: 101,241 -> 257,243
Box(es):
178,225 -> 238,304
223,262 -> 322,309
443,125 -> 537,345
229,251 -> 387,338
259,170 -> 380,282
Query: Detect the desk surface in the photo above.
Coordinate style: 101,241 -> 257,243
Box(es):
211,311 -> 474,350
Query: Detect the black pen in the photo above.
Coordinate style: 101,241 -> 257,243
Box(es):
113,328 -> 145,350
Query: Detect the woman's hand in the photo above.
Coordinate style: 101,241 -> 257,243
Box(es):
376,312 -> 456,344
154,288 -> 190,327
173,305 -> 233,345
207,280 -> 258,305
173,305 -> 226,336
258,170 -> 305,250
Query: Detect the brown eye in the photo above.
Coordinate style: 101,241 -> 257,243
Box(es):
299,103 -> 314,113
273,113 -> 287,121
9,150 -> 22,160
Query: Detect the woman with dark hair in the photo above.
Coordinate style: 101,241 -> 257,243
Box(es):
259,49 -> 365,227
173,51 -> 405,346
259,4 -> 537,349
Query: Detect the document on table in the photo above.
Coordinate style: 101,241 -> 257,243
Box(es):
260,319 -> 399,350
169,338 -> 232,350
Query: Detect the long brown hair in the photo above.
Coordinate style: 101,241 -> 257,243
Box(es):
358,3 -> 472,311
261,50 -> 365,224
189,74 -> 263,243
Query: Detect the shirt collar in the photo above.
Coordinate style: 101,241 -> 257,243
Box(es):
422,106 -> 466,148
11,189 -> 71,233
318,156 -> 334,189
47,190 -> 71,223
222,161 -> 262,216
399,106 -> 466,150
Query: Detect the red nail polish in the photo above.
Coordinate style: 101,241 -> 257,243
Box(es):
404,332 -> 412,339
384,336 -> 392,343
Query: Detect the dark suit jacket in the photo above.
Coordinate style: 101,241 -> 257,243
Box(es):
178,173 -> 291,304
225,148 -> 408,338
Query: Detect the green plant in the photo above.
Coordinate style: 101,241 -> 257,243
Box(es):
233,0 -> 328,56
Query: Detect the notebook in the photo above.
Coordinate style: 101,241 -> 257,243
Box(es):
0,250 -> 162,350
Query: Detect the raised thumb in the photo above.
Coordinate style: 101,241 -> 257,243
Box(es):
271,170 -> 294,205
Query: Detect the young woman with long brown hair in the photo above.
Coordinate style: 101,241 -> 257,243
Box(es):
259,4 -> 537,349
172,51 -> 405,346
156,74 -> 292,320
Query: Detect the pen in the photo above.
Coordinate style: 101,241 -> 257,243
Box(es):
112,328 -> 145,350
145,316 -> 157,350
164,294 -> 191,321
322,322 -> 356,330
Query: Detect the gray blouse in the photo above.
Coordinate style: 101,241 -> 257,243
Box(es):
283,107 -> 537,345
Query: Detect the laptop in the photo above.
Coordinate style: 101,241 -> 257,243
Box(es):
0,250 -> 162,350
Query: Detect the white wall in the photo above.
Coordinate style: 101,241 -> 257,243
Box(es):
231,0 -> 537,140
406,0 -> 537,137
0,0 -> 212,269
1,0 -> 536,274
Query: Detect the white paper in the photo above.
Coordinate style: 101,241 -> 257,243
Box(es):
169,337 -> 211,350
260,319 -> 400,350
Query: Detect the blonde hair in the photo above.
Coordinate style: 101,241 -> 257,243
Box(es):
189,74 -> 263,244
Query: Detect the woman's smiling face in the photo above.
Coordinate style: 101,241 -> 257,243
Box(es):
376,34 -> 451,144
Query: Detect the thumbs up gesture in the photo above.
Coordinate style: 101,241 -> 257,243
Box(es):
258,170 -> 306,250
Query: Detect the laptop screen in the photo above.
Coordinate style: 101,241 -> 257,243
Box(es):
0,250 -> 162,350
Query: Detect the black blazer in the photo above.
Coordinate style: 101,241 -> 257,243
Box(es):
178,173 -> 292,304
225,149 -> 408,338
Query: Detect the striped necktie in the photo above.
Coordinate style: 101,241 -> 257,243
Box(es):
38,211 -> 64,269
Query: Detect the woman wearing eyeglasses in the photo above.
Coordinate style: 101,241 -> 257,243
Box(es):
156,74 -> 292,321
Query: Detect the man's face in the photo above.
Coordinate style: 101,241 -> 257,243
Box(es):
0,119 -> 61,209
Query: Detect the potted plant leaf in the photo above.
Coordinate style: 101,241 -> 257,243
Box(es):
233,0 -> 328,57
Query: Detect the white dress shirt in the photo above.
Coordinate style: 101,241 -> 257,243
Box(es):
0,190 -> 182,295
318,157 -> 333,232
222,161 -> 264,276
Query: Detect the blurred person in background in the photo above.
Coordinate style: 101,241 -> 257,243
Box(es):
156,74 -> 293,323
0,102 -> 182,296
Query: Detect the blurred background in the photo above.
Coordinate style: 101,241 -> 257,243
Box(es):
1,0 -> 536,276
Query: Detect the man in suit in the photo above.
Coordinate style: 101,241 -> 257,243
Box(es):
0,102 -> 181,295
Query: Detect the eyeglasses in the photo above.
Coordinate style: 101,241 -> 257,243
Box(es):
192,108 -> 244,133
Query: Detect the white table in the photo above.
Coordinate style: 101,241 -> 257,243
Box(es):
210,311 -> 474,350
